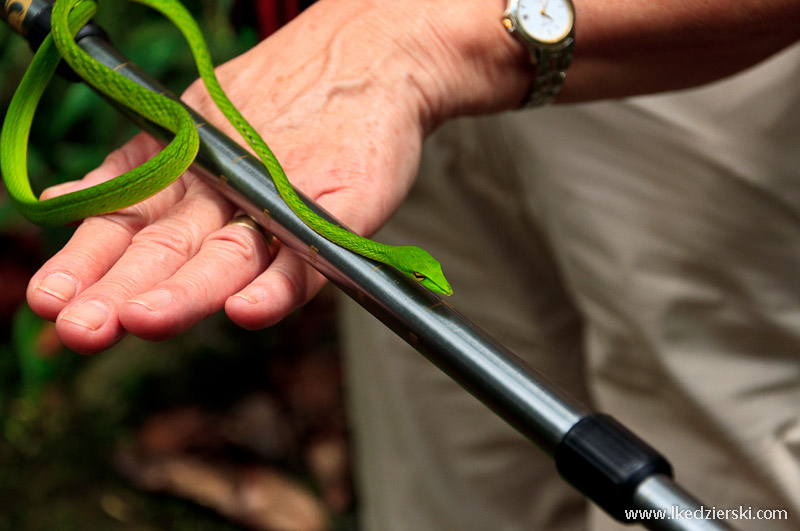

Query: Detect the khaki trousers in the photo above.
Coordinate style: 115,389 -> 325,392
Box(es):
339,43 -> 800,531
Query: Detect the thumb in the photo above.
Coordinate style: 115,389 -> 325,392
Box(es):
37,131 -> 191,225
39,132 -> 162,200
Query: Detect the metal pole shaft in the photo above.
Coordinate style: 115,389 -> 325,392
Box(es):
0,3 -> 737,529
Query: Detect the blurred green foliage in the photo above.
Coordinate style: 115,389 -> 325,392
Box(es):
0,2 -> 345,529
0,0 -> 255,214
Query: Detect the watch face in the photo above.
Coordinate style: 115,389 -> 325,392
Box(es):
517,0 -> 574,44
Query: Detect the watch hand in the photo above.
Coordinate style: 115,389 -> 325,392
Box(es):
541,0 -> 550,16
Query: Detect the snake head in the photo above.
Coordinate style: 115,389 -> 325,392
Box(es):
393,246 -> 453,296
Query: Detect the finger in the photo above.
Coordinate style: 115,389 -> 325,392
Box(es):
118,216 -> 277,341
28,216 -> 132,321
222,186 -> 382,330
38,132 -> 163,201
225,243 -> 328,330
50,177 -> 236,354
27,133 -> 183,320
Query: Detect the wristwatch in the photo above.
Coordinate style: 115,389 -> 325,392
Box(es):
502,0 -> 575,107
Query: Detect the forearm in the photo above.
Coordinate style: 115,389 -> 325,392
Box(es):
335,0 -> 800,126
562,0 -> 800,102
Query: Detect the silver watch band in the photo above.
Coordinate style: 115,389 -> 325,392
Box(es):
524,41 -> 574,107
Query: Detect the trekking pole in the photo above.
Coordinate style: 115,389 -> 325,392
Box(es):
1,3 -> 735,529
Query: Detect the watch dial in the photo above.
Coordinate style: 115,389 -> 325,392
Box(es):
517,0 -> 573,43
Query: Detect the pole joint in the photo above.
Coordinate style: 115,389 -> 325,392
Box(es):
556,413 -> 674,523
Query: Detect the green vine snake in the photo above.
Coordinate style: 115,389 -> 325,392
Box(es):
0,0 -> 453,295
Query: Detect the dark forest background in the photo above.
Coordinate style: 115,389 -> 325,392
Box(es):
0,2 -> 353,529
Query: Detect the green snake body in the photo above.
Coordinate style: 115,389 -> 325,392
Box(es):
0,0 -> 452,295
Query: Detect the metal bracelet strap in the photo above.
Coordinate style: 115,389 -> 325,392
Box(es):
525,44 -> 574,107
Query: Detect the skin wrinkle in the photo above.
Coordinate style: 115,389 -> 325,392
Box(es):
173,269 -> 214,314
264,258 -> 305,310
80,214 -> 136,245
57,242 -> 124,281
396,8 -> 476,124
391,38 -> 439,132
162,181 -> 233,226
263,31 -> 389,134
130,221 -> 204,263
86,209 -> 148,234
87,275 -> 146,300
215,4 -> 388,129
264,68 -> 412,235
386,0 -> 530,120
203,230 -> 262,266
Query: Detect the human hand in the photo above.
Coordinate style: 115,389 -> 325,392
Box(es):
24,0 -> 530,354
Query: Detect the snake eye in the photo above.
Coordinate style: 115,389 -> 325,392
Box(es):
412,272 -> 426,282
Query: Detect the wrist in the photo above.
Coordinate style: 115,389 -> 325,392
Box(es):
234,0 -> 534,136
375,0 -> 534,127
311,0 -> 531,131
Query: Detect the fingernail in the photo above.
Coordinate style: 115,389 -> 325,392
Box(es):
234,286 -> 266,304
62,300 -> 109,331
37,273 -> 77,302
128,289 -> 172,311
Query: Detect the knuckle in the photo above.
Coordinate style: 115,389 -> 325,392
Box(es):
174,270 -> 212,306
94,275 -> 140,297
204,227 -> 261,265
130,221 -> 200,262
83,214 -> 144,239
270,265 -> 304,308
56,237 -> 124,280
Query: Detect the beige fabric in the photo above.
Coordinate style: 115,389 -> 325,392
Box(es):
339,42 -> 800,531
